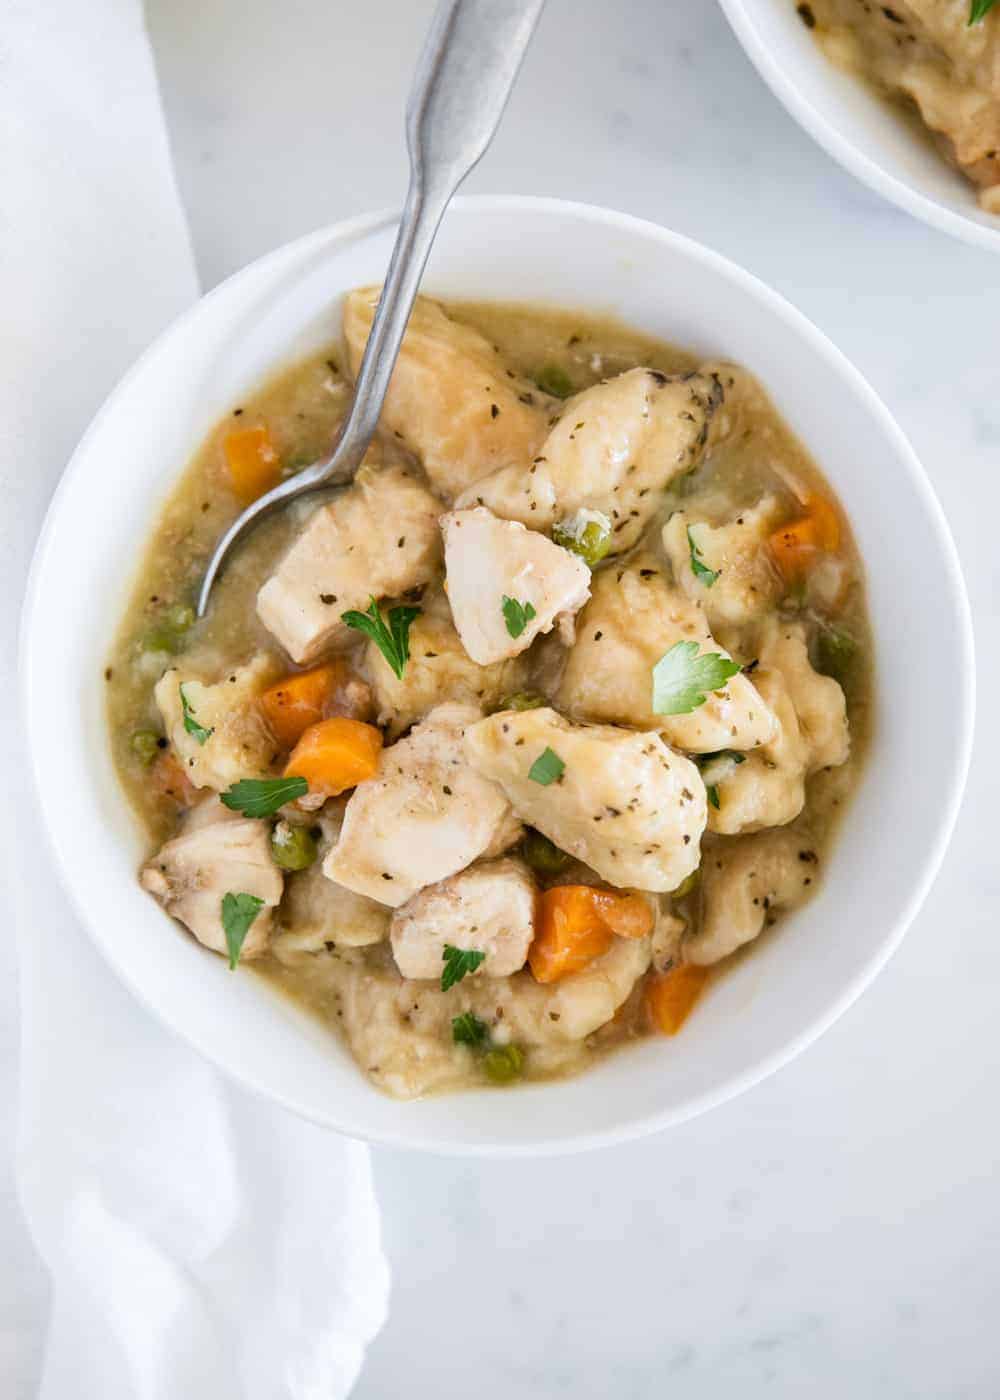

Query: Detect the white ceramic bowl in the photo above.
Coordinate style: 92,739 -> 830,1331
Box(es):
719,0 -> 1000,252
21,197 -> 973,1155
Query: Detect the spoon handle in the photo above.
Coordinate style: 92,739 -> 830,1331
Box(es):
330,0 -> 546,473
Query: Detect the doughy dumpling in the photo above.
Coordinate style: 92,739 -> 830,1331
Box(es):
558,554 -> 776,753
343,289 -> 552,499
465,707 -> 705,893
686,828 -> 816,965
662,495 -> 784,628
155,653 -> 279,793
458,367 -> 724,553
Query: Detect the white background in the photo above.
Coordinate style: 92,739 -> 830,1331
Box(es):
10,0 -> 1000,1393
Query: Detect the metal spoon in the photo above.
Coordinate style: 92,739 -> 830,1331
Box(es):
197,0 -> 545,617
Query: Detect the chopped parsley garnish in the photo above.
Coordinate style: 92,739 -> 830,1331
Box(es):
342,596 -> 420,679
697,750 -> 746,807
452,1012 -> 489,1045
686,525 -> 718,588
528,746 -> 565,786
179,684 -> 213,745
969,0 -> 997,23
221,892 -> 264,969
221,775 -> 309,818
441,944 -> 486,992
501,595 -> 537,639
705,785 -> 720,810
651,641 -> 741,716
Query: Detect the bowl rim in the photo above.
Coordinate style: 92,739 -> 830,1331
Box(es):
717,0 -> 1000,255
19,194 -> 975,1154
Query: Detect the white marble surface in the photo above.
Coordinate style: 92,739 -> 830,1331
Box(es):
9,0 -> 999,1393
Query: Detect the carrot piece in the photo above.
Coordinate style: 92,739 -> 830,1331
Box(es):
646,963 -> 710,1036
149,750 -> 199,808
593,891 -> 654,940
283,716 -> 382,798
224,424 -> 281,503
260,663 -> 343,749
529,887 -> 615,984
768,494 -> 841,582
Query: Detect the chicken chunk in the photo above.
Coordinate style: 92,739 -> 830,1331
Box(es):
662,495 -> 784,628
256,464 -> 441,665
557,555 -> 776,752
155,653 -> 280,793
686,828 -> 816,965
457,367 -> 723,553
465,707 -> 705,892
324,704 -> 518,908
365,586 -> 527,738
758,618 -> 849,771
343,289 -> 552,499
140,798 -> 282,959
273,813 -> 390,952
336,935 -> 650,1098
441,507 -> 590,665
390,857 -> 536,980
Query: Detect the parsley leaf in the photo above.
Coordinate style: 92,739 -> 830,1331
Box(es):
179,684 -> 213,745
528,746 -> 565,785
651,641 -> 741,716
969,0 -> 997,23
452,1011 -> 489,1045
221,891 -> 264,969
221,775 -> 309,818
441,944 -> 486,992
687,526 -> 718,588
705,784 -> 720,810
501,595 -> 537,639
342,597 -> 420,679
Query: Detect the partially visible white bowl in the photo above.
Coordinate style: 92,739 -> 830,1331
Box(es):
719,0 -> 1000,252
21,197 -> 973,1155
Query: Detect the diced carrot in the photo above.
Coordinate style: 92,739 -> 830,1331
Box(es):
593,891 -> 654,940
529,887 -> 615,983
768,494 -> 841,582
283,716 -> 382,798
224,424 -> 281,503
645,963 -> 710,1036
529,885 -> 654,983
260,663 -> 343,749
149,750 -> 199,808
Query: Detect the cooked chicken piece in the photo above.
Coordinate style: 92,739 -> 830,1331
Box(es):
441,507 -> 590,665
686,828 -> 816,965
155,653 -> 280,793
324,704 -> 517,908
366,585 -> 527,738
337,935 -> 651,1098
557,555 -> 776,753
662,495 -> 784,627
256,464 -> 441,665
706,669 -> 808,836
343,289 -> 552,499
272,813 -> 389,952
390,857 -> 536,980
465,707 -> 705,892
757,618 -> 849,771
457,368 -> 723,553
140,798 -> 282,959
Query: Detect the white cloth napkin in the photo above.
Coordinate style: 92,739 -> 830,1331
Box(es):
0,1 -> 389,1395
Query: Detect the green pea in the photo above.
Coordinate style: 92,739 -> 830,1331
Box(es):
814,626 -> 857,687
497,690 -> 547,713
534,364 -> 574,399
130,729 -> 162,765
270,821 -> 318,871
552,518 -> 611,569
671,869 -> 700,899
483,1044 -> 524,1085
142,601 -> 195,654
521,828 -> 572,875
